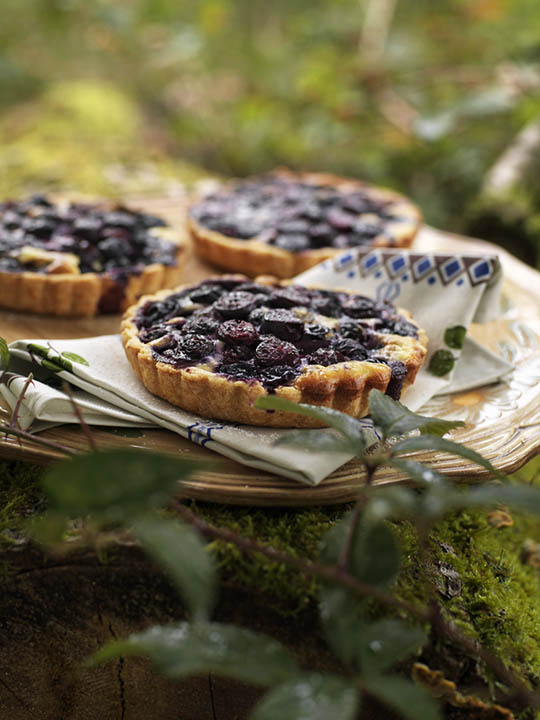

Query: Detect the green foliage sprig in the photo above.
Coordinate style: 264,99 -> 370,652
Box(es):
18,387 -> 540,719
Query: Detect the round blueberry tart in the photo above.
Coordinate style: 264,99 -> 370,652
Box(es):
188,171 -> 422,278
121,275 -> 428,427
0,194 -> 184,316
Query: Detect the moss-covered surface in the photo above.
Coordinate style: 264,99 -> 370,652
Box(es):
0,80 -> 207,198
0,461 -> 47,546
2,456 -> 539,715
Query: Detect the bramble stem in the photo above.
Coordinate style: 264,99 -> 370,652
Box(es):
9,373 -> 34,430
0,423 -> 75,456
173,499 -> 539,709
62,381 -> 97,452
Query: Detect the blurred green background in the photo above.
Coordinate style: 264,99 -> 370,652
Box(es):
2,0 -> 540,263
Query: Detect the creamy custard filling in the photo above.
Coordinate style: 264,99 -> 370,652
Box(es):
136,277 -> 421,398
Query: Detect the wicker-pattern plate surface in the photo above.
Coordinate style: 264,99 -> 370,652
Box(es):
1,196 -> 540,506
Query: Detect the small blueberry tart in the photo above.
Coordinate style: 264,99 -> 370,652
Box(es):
0,194 -> 184,316
188,170 -> 422,278
121,275 -> 428,427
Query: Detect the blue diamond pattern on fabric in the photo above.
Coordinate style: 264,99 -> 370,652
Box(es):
428,275 -> 437,285
337,252 -> 353,266
360,251 -> 382,276
470,259 -> 492,284
412,256 -> 435,281
440,257 -> 465,284
387,254 -> 409,278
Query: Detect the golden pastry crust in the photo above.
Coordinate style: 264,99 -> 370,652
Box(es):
121,279 -> 428,428
0,260 -> 184,317
189,170 -> 422,278
0,196 -> 184,316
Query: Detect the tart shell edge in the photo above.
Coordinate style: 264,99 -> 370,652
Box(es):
120,285 -> 428,428
0,253 -> 184,317
188,171 -> 423,278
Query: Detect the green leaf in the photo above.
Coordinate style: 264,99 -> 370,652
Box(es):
41,358 -> 64,373
27,344 -> 84,373
133,518 -> 217,620
319,584 -> 362,665
386,458 -> 448,486
43,449 -> 203,523
462,483 -> 540,515
320,513 -> 400,587
27,343 -> 49,358
92,622 -> 298,686
256,395 -> 370,449
363,675 -> 441,720
367,486 -> 420,521
391,435 -> 504,479
0,337 -> 9,371
428,349 -> 455,376
368,390 -> 464,438
353,521 -> 400,586
61,351 -> 89,367
444,326 -> 466,350
357,620 -> 427,674
251,673 -> 358,720
275,429 -> 355,454
133,517 -> 217,622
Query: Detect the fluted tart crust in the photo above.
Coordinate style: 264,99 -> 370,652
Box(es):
188,170 -> 422,278
121,275 -> 428,428
0,194 -> 184,316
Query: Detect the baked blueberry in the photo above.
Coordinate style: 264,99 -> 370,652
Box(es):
255,337 -> 300,368
189,284 -> 224,304
302,323 -> 330,351
123,275 -> 427,426
214,291 -> 258,319
218,320 -> 259,346
183,312 -> 219,336
0,195 -> 183,315
188,170 -> 422,278
260,309 -> 304,343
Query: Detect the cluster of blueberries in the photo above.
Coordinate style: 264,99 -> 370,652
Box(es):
0,195 -> 178,275
190,176 -> 402,253
136,277 -> 418,398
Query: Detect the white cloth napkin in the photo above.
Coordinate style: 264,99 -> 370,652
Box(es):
1,246 -> 513,485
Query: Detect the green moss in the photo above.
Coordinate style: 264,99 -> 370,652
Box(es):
188,501 -> 346,616
0,80 -> 207,198
0,460 -> 46,550
1,456 -> 539,704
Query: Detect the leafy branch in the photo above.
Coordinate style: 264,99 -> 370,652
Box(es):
27,388 -> 540,719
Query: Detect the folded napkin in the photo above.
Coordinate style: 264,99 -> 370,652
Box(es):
2,246 -> 513,485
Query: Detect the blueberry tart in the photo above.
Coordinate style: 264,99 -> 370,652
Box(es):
0,194 -> 184,316
121,275 -> 428,427
188,171 -> 422,278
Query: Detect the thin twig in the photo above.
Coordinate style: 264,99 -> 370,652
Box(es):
9,373 -> 34,430
62,381 -> 97,452
172,499 -> 429,619
172,500 -> 540,709
338,466 -> 373,570
338,496 -> 364,572
0,423 -> 75,456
